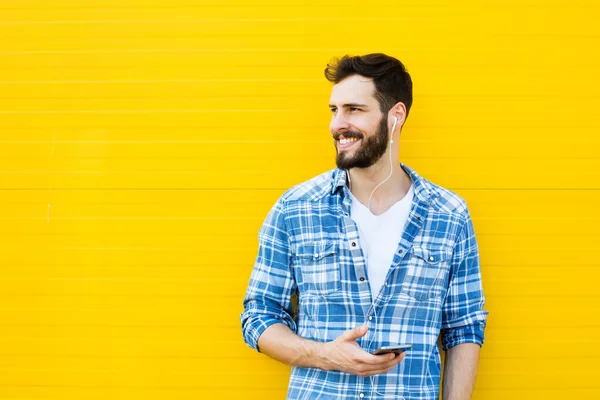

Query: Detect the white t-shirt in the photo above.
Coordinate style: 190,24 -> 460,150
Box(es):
349,184 -> 414,300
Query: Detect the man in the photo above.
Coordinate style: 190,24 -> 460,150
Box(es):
241,53 -> 488,399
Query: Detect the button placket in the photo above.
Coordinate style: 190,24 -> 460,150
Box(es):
342,212 -> 370,314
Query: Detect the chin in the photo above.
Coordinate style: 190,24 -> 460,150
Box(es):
336,155 -> 357,169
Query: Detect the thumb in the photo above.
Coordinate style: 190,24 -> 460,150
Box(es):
345,324 -> 368,341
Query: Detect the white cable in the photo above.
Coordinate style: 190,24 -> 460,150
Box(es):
347,116 -> 399,397
369,306 -> 388,397
367,116 -> 397,214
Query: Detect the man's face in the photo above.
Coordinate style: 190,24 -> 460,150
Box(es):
329,75 -> 389,170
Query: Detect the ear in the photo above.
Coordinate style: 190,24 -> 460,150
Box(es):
390,102 -> 407,126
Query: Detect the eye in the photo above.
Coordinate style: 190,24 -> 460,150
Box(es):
350,107 -> 360,112
330,108 -> 337,114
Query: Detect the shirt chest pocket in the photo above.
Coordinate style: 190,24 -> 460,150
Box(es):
294,241 -> 341,296
401,246 -> 452,301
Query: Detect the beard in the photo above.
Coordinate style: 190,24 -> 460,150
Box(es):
334,115 -> 389,169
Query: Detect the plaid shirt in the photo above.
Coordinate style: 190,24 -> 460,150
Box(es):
241,163 -> 488,399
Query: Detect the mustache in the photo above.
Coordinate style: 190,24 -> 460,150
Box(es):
333,131 -> 364,141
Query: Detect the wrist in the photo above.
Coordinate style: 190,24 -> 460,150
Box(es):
304,340 -> 330,370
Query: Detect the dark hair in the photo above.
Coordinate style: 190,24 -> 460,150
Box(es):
324,53 -> 413,117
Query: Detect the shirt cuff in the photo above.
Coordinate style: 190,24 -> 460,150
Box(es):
441,320 -> 486,350
241,306 -> 297,352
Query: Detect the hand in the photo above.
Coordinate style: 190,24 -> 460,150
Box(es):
321,324 -> 406,377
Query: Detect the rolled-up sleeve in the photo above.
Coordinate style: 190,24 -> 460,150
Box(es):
441,208 -> 489,350
240,198 -> 297,351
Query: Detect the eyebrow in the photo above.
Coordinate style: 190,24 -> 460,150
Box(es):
328,103 -> 369,109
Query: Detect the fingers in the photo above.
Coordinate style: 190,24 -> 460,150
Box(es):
380,353 -> 405,370
354,350 -> 397,366
332,326 -> 408,377
362,363 -> 398,377
343,324 -> 368,341
371,353 -> 404,371
355,353 -> 405,377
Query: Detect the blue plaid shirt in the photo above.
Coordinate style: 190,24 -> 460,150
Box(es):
241,163 -> 488,399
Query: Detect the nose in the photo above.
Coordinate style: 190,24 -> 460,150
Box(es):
330,111 -> 351,133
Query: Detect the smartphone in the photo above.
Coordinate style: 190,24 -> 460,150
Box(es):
372,344 -> 412,356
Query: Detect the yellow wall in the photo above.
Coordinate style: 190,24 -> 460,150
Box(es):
1,0 -> 599,399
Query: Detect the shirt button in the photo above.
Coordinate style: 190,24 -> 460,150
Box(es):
359,277 -> 365,282
368,316 -> 373,321
429,256 -> 434,261
359,393 -> 365,399
398,249 -> 403,254
351,241 -> 357,247
314,253 -> 319,258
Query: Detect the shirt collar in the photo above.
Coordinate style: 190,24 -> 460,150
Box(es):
331,163 -> 437,203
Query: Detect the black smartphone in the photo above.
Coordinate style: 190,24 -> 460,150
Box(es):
372,344 -> 412,356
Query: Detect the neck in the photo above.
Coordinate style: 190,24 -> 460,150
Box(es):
347,153 -> 412,215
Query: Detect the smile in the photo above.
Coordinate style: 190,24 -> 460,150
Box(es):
337,137 -> 362,151
339,137 -> 359,145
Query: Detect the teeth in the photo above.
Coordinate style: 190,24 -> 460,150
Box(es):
339,138 -> 359,145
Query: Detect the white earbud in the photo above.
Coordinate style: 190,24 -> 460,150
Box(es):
390,116 -> 398,144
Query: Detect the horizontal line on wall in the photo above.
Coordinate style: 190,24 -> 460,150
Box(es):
2,162 -> 600,172
2,125 -> 597,129
0,17 -> 453,26
3,157 -> 600,163
0,293 -> 244,298
0,109 -> 299,114
4,139 -> 599,143
1,94 -> 600,99
0,369 -> 247,377
0,216 -> 257,220
0,14 -> 593,24
3,34 -> 600,41
0,323 -> 237,328
0,360 -> 262,366
2,142 -> 599,146
484,294 -> 600,298
0,47 -> 524,55
5,247 -> 235,250
0,78 -> 321,84
0,140 -> 324,144
475,389 -> 600,393
0,379 -> 277,388
1,4 -> 593,10
4,158 -> 600,162
0,172 -> 223,175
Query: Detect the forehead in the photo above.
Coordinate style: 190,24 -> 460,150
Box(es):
329,75 -> 378,106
